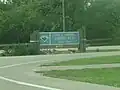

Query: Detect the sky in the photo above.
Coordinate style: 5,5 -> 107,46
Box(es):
1,0 -> 6,2
1,0 -> 7,3
0,0 -> 12,4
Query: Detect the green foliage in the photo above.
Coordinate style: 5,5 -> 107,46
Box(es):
0,0 -> 120,44
0,44 -> 43,56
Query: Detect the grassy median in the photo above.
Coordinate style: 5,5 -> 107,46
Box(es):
42,55 -> 120,66
39,67 -> 120,87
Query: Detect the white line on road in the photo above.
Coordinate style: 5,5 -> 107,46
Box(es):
0,60 -> 62,90
0,61 -> 45,69
0,76 -> 62,90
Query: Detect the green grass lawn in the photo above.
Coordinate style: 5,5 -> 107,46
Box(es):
39,68 -> 120,87
42,55 -> 120,66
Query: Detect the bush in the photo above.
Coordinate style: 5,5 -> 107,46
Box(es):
12,46 -> 29,56
11,45 -> 40,56
0,44 -> 46,56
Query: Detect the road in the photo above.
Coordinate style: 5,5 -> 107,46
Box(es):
0,51 -> 120,90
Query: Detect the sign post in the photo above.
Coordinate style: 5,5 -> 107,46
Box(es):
37,30 -> 40,53
30,30 -> 40,54
31,31 -> 85,53
79,27 -> 86,53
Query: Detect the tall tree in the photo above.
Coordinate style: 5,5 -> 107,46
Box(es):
0,0 -> 120,44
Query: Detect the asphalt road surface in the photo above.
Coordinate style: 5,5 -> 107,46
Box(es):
0,51 -> 120,90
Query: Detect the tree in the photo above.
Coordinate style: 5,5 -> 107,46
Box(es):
0,0 -> 120,44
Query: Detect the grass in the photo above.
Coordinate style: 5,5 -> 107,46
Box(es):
39,68 -> 120,87
41,55 -> 120,66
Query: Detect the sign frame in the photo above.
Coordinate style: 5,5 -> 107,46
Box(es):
39,32 -> 80,46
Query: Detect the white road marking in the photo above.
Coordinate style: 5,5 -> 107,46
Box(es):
0,60 -> 62,90
0,61 -> 45,69
0,76 -> 62,90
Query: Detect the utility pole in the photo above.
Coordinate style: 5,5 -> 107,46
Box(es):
62,0 -> 65,32
79,26 -> 86,53
83,26 -> 86,52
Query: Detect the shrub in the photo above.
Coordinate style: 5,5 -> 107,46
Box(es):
0,44 -> 46,56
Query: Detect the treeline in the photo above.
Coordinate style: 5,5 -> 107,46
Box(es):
0,0 -> 120,44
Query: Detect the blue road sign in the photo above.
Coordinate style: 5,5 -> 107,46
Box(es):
40,32 -> 80,45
